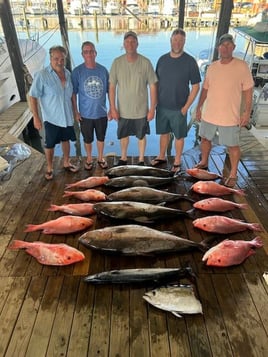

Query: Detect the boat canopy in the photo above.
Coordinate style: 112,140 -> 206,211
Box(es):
234,26 -> 268,45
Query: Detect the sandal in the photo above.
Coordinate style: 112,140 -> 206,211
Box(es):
45,171 -> 53,181
137,161 -> 144,166
64,164 -> 79,173
84,162 -> 93,170
194,163 -> 208,170
224,177 -> 237,188
171,164 -> 181,174
151,158 -> 167,167
98,160 -> 108,169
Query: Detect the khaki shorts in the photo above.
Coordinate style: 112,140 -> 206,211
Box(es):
199,120 -> 240,146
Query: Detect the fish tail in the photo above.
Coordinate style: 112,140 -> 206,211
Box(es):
239,203 -> 249,209
186,208 -> 197,220
24,224 -> 38,232
47,204 -> 59,212
63,191 -> 72,198
9,240 -> 29,249
250,223 -> 264,232
235,189 -> 246,196
252,236 -> 264,248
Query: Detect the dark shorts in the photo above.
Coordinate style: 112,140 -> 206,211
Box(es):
117,117 -> 150,140
44,122 -> 76,149
80,117 -> 108,144
155,106 -> 187,139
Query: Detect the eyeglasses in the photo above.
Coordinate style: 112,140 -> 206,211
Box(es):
83,50 -> 96,54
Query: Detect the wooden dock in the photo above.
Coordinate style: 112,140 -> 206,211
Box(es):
0,103 -> 268,356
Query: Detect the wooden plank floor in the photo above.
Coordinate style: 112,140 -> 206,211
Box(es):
0,127 -> 268,357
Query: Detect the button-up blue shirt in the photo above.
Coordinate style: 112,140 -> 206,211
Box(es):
29,64 -> 74,127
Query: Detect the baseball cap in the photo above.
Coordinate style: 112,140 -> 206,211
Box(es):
218,33 -> 235,46
124,31 -> 138,40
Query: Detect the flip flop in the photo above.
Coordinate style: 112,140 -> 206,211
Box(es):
171,164 -> 181,174
45,171 -> 53,181
84,162 -> 93,170
151,158 -> 167,167
98,160 -> 108,169
64,164 -> 79,173
194,163 -> 208,170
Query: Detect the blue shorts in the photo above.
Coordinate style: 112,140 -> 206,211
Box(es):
155,106 -> 187,139
117,117 -> 150,140
199,120 -> 240,146
44,122 -> 76,149
80,117 -> 108,144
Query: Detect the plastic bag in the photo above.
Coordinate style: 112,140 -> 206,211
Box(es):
0,143 -> 31,182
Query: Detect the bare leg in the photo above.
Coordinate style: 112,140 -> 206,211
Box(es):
151,133 -> 169,165
61,140 -> 71,167
227,145 -> 240,178
173,137 -> 184,165
138,136 -> 146,162
45,147 -> 54,173
84,142 -> 93,163
197,137 -> 211,167
97,140 -> 105,162
120,137 -> 129,161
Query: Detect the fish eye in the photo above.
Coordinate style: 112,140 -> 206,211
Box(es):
67,256 -> 71,260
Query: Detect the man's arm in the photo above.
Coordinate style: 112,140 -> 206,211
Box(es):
147,82 -> 157,121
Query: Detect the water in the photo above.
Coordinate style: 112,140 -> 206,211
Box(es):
29,28 -> 248,157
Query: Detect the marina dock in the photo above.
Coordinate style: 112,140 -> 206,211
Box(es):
0,102 -> 268,356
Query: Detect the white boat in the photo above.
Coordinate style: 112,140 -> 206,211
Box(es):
233,22 -> 268,128
0,36 -> 46,114
87,1 -> 102,15
105,1 -> 120,15
125,0 -> 140,15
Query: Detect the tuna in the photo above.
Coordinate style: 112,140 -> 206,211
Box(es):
9,240 -> 85,266
93,201 -> 196,223
105,165 -> 173,177
202,236 -> 263,267
107,186 -> 194,204
24,216 -> 94,234
191,181 -> 245,196
193,215 -> 263,234
143,284 -> 203,318
84,266 -> 194,284
104,175 -> 178,188
79,224 -> 207,255
193,197 -> 248,212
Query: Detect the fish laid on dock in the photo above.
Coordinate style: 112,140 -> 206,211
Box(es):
65,176 -> 109,189
105,165 -> 173,177
107,186 -> 194,204
78,224 -> 207,255
193,215 -> 263,234
47,203 -> 95,216
24,216 -> 94,234
84,266 -> 194,284
93,201 -> 196,223
191,181 -> 245,196
9,240 -> 85,266
186,168 -> 222,180
105,175 -> 178,188
143,284 -> 203,318
202,236 -> 263,267
193,197 -> 248,212
63,189 -> 107,202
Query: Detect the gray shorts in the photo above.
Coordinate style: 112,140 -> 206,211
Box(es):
117,117 -> 150,140
155,106 -> 187,139
199,120 -> 240,146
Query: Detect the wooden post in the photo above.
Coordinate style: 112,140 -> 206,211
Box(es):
56,0 -> 72,72
178,0 -> 185,29
0,0 -> 27,101
212,0 -> 234,61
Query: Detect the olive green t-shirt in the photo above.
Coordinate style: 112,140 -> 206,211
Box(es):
109,54 -> 158,119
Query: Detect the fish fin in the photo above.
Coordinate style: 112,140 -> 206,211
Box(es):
24,224 -> 38,232
47,204 -> 59,212
185,207 -> 197,219
157,202 -> 167,207
135,217 -> 154,223
171,311 -> 183,318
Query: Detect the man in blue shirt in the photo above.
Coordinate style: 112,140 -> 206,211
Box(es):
29,45 -> 79,180
72,41 -> 109,170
